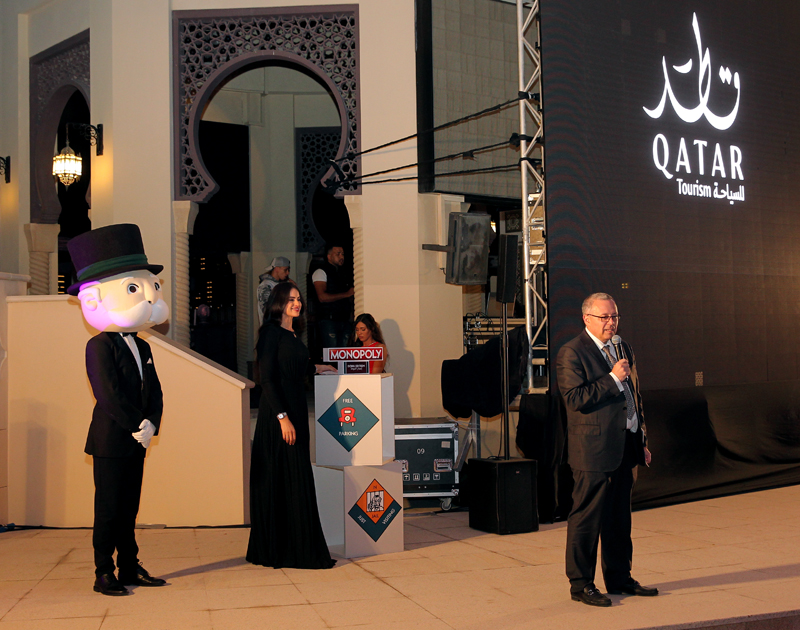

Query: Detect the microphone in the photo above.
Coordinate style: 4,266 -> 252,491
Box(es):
611,335 -> 629,382
611,335 -> 625,362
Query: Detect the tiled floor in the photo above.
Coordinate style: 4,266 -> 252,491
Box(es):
1,485 -> 800,629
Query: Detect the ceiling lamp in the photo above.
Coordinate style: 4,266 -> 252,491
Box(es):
52,122 -> 103,188
53,143 -> 82,187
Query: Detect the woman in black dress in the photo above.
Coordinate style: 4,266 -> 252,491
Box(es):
247,283 -> 336,569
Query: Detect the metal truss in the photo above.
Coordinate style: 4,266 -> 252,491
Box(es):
516,0 -> 548,393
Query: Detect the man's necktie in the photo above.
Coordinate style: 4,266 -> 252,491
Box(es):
602,345 -> 637,429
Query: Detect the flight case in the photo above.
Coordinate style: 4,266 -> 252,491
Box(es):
394,418 -> 459,510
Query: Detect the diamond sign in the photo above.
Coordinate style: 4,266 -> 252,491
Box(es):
348,479 -> 401,542
317,388 -> 379,452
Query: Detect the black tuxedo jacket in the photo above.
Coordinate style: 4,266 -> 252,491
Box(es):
556,330 -> 647,472
84,332 -> 163,458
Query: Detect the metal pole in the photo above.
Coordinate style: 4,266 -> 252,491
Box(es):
517,0 -> 534,390
501,304 -> 511,459
473,411 -> 481,459
516,0 -> 548,395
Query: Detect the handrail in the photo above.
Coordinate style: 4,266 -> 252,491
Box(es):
7,294 -> 254,390
142,330 -> 254,390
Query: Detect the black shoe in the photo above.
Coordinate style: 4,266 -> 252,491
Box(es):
607,578 -> 659,596
94,573 -> 129,596
571,584 -> 612,607
119,563 -> 167,587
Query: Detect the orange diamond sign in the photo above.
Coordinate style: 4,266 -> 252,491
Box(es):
348,479 -> 402,541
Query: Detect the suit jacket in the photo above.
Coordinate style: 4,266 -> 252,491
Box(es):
85,332 -> 163,458
556,330 -> 646,472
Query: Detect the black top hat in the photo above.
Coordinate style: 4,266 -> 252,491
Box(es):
67,223 -> 163,295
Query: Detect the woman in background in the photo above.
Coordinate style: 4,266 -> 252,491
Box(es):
350,313 -> 388,374
247,283 -> 336,569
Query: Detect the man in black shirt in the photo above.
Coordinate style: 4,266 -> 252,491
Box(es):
311,243 -> 354,349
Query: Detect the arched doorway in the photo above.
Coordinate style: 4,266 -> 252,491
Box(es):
173,8 -> 362,373
190,61 -> 346,373
28,30 -> 91,294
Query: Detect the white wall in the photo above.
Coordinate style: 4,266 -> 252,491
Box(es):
0,273 -> 30,523
96,0 -> 174,324
28,0 -> 89,55
0,0 -> 90,276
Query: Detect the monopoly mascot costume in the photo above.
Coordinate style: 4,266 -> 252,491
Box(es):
67,224 -> 169,596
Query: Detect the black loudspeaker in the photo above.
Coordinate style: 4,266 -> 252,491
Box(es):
445,212 -> 492,285
496,234 -> 519,304
468,458 -> 538,534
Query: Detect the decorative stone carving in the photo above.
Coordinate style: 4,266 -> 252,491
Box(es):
345,195 -> 364,315
23,224 -> 61,295
297,128 -> 341,252
173,201 -> 200,347
352,226 -> 364,317
30,39 -> 90,131
174,8 -> 361,203
227,252 -> 252,377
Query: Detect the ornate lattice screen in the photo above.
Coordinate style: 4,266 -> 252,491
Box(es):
173,7 -> 361,202
296,128 -> 341,251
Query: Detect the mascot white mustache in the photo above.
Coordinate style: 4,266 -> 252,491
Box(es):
78,272 -> 169,333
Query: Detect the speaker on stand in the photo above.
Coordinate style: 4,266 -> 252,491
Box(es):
469,233 -> 539,534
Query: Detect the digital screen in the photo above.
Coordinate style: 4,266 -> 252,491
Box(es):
542,0 -> 800,391
417,0 -> 521,198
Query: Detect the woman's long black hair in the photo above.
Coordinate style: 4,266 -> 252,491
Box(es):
258,282 -> 306,345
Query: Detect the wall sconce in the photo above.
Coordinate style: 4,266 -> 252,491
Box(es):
0,156 -> 9,184
68,122 -> 103,156
52,123 -> 103,188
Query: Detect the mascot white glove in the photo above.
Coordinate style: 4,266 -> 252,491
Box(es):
133,419 -> 156,449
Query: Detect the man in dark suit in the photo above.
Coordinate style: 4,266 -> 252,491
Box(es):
68,224 -> 171,596
556,292 -> 657,607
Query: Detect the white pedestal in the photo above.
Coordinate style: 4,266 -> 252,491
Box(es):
313,461 -> 404,559
314,374 -> 395,467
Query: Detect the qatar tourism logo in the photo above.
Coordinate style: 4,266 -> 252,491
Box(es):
643,13 -> 745,204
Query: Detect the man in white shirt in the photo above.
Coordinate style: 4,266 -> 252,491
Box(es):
257,256 -> 291,325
